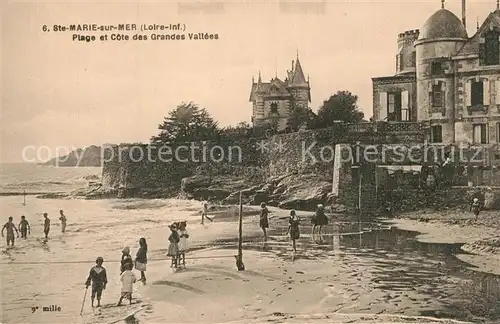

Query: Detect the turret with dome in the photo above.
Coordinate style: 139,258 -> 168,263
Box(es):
372,0 -> 500,145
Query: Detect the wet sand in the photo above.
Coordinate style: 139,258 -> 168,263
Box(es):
131,207 -> 499,324
388,208 -> 500,275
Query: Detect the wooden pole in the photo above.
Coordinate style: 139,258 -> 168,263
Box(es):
358,168 -> 362,234
237,191 -> 244,269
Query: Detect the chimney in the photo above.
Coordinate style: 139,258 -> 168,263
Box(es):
462,0 -> 466,29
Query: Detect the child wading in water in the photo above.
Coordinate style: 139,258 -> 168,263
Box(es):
470,197 -> 481,221
167,223 -> 180,268
117,263 -> 136,306
85,257 -> 108,307
286,210 -> 300,253
135,238 -> 148,282
178,221 -> 189,267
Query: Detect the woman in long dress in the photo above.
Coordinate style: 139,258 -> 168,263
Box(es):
259,203 -> 269,242
312,204 -> 328,236
286,210 -> 300,253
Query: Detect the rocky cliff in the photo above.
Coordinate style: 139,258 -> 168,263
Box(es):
42,145 -> 102,167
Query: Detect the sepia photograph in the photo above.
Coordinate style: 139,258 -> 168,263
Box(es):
2,0 -> 500,323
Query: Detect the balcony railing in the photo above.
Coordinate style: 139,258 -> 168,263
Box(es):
345,121 -> 427,133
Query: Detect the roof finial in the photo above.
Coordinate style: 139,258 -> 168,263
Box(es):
252,75 -> 255,83
296,48 -> 299,60
441,0 -> 445,9
477,17 -> 480,30
497,0 -> 499,10
258,70 -> 262,83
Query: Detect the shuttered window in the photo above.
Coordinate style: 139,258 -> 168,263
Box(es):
473,124 -> 488,144
401,90 -> 409,121
379,92 -> 387,121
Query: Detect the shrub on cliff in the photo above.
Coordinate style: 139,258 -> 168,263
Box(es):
151,102 -> 220,144
315,91 -> 364,128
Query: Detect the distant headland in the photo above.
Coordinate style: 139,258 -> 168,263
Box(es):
40,145 -> 102,167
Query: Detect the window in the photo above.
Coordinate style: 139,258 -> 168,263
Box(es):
484,30 -> 500,66
473,124 -> 488,144
270,102 -> 278,114
411,52 -> 416,67
431,125 -> 442,143
387,92 -> 402,121
432,83 -> 442,107
399,54 -> 404,71
388,93 -> 395,113
431,62 -> 443,75
471,80 -> 484,106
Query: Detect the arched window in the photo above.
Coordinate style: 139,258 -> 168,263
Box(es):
482,30 -> 500,66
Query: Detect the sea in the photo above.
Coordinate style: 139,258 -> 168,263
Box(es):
0,163 -> 215,324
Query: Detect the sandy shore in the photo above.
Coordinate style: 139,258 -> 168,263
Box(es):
123,206 -> 489,324
386,208 -> 500,276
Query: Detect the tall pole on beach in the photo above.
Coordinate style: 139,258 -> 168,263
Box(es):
236,191 -> 244,270
358,166 -> 362,235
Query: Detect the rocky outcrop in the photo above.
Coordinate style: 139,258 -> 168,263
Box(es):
273,174 -> 332,210
462,237 -> 500,256
42,145 -> 102,167
180,173 -> 335,211
180,175 -> 253,201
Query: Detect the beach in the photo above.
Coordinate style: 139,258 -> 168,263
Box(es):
1,164 -> 500,324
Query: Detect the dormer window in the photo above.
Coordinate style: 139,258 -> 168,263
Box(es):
481,29 -> 500,66
271,85 -> 278,92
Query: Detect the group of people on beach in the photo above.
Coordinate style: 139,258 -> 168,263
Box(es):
2,210 -> 67,246
84,220 -> 191,308
85,237 -> 149,308
259,202 -> 329,252
166,221 -> 190,268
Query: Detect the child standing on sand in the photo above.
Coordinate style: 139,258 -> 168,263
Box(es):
167,223 -> 180,268
470,197 -> 481,221
117,263 -> 136,306
178,221 -> 189,267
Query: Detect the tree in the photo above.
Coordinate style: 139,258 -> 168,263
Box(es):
151,102 -> 219,144
315,91 -> 364,128
287,99 -> 317,131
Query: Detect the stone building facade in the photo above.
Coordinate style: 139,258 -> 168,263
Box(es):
249,55 -> 311,130
372,2 -> 500,145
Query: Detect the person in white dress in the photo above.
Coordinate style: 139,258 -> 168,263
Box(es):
117,263 -> 136,306
201,201 -> 213,224
178,221 -> 189,267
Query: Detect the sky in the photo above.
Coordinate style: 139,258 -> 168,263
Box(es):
2,0 -> 498,162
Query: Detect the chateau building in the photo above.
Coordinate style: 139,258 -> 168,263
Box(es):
372,0 -> 500,145
249,54 -> 311,130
